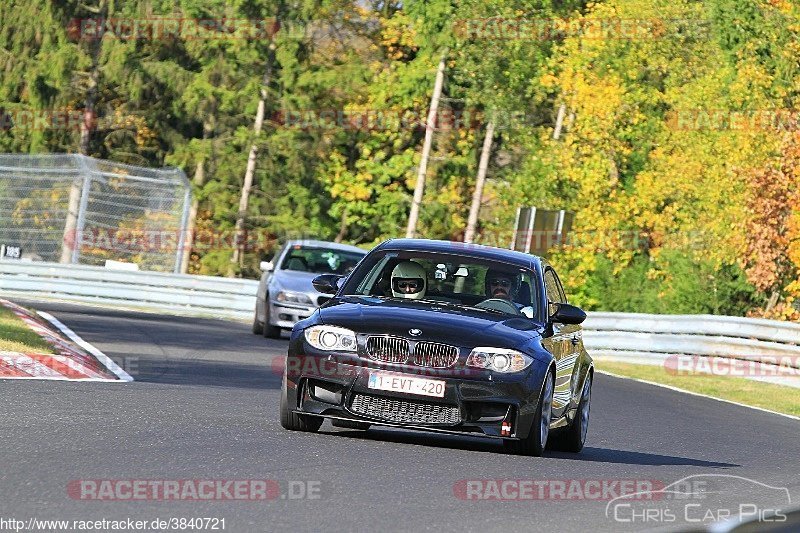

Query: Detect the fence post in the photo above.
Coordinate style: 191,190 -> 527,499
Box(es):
175,186 -> 192,273
70,156 -> 94,264
60,179 -> 82,263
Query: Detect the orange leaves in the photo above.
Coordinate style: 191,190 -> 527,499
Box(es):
741,132 -> 800,295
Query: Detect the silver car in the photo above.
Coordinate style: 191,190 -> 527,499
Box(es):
252,240 -> 367,338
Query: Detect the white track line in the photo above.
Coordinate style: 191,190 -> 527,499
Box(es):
37,311 -> 133,382
596,369 -> 799,421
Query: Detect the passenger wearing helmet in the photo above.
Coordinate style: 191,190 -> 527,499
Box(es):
391,261 -> 427,300
484,269 -> 521,302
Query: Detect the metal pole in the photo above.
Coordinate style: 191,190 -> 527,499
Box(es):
60,179 -> 82,263
524,207 -> 536,254
71,174 -> 92,264
175,186 -> 192,273
510,207 -> 521,250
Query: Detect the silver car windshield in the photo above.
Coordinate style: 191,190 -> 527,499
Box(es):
280,246 -> 364,275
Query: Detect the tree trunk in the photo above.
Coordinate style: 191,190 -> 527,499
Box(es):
334,207 -> 348,243
765,290 -> 780,312
405,52 -> 447,238
463,119 -> 495,244
62,1 -> 105,264
553,104 -> 566,140
230,48 -> 274,274
180,160 -> 205,273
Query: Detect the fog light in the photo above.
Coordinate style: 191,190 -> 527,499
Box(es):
309,381 -> 343,405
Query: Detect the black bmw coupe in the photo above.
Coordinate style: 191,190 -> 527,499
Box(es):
279,239 -> 593,456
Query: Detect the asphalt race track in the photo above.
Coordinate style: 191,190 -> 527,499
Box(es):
2,300 -> 799,532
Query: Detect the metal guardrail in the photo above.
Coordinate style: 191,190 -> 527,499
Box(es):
2,261 -> 799,373
582,313 -> 800,374
0,260 -> 256,320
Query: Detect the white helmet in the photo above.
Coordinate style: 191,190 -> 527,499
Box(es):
390,261 -> 427,300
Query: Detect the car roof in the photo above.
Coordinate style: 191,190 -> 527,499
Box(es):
375,238 -> 542,270
283,240 -> 367,255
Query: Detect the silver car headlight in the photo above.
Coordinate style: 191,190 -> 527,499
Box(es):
465,347 -> 533,373
275,290 -> 314,305
304,325 -> 357,352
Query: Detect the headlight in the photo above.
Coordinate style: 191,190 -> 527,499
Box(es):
275,290 -> 314,305
304,325 -> 357,352
465,347 -> 533,373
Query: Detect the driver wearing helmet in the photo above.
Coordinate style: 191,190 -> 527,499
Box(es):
390,261 -> 427,300
485,269 -> 521,302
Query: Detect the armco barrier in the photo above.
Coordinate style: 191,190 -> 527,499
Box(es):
0,260 -> 257,320
582,313 -> 800,372
2,260 -> 799,373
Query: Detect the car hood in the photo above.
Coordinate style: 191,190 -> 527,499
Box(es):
270,270 -> 321,294
318,296 -> 544,350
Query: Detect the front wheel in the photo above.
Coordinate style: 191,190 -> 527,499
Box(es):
262,297 -> 283,339
549,372 -> 592,453
251,299 -> 264,335
504,370 -> 554,457
279,379 -> 323,432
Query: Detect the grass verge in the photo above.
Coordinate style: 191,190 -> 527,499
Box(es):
596,360 -> 800,418
0,306 -> 54,354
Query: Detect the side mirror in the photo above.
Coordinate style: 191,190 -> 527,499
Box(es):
551,303 -> 586,325
312,274 -> 343,295
260,261 -> 274,272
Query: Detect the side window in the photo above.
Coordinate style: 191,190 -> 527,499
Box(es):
552,269 -> 568,304
544,268 -> 564,316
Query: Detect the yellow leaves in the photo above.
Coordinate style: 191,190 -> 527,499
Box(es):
539,73 -> 558,88
380,13 -> 418,61
323,151 -> 373,203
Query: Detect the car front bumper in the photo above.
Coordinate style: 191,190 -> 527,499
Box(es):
282,350 -> 549,440
269,301 -> 317,329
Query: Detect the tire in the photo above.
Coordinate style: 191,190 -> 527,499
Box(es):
504,369 -> 554,457
549,372 -> 592,453
280,379 -> 323,432
262,297 -> 282,339
252,299 -> 264,335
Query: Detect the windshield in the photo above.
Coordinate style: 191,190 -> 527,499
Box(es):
340,250 -> 541,320
279,246 -> 365,275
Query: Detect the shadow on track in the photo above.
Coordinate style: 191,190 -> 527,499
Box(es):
321,426 -> 505,454
544,447 -> 737,467
125,356 -> 283,390
319,428 -> 738,467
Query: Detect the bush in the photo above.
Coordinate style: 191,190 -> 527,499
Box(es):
584,251 -> 756,316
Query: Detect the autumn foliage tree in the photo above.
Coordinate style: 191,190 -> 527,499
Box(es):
742,132 -> 800,319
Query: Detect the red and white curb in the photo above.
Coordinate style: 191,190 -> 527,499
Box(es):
0,299 -> 132,382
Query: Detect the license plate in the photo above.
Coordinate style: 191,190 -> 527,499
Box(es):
367,371 -> 445,398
